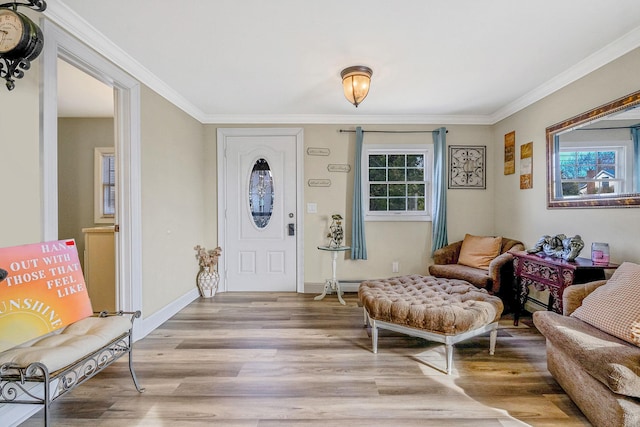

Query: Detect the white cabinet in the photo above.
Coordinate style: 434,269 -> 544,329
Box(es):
82,226 -> 116,312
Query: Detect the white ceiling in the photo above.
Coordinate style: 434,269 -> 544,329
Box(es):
51,0 -> 640,123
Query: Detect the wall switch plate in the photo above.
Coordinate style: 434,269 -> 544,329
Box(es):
307,203 -> 317,213
392,261 -> 399,273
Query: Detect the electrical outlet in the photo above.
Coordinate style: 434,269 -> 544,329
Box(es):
392,261 -> 399,273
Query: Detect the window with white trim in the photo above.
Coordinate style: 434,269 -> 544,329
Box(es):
362,144 -> 432,221
557,140 -> 632,198
94,147 -> 115,223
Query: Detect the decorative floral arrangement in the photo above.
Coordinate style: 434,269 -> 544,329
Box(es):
194,245 -> 222,270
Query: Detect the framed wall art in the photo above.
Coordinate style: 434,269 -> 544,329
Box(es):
504,131 -> 515,175
448,145 -> 486,189
520,141 -> 533,189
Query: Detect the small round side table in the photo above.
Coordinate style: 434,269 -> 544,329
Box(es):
315,245 -> 351,305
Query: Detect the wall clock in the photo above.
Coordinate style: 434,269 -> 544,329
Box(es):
0,1 -> 47,90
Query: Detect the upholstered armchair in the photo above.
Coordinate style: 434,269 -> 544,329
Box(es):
428,235 -> 525,305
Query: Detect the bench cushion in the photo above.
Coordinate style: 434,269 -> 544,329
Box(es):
358,275 -> 503,335
0,316 -> 131,373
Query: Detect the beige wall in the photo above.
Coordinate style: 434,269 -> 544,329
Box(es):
203,126 -> 219,249
207,123 -> 495,285
0,64 -> 42,246
58,118 -> 114,264
140,86 -> 207,315
305,124 -> 496,283
493,47 -> 640,264
2,33 -> 638,320
0,61 -> 210,322
0,67 -> 208,322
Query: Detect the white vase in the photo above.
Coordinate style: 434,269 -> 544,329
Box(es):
197,266 -> 219,298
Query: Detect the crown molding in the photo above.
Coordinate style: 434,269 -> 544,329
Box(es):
43,2 -> 492,126
43,1 -> 640,126
201,113 -> 494,125
44,0 -> 208,123
490,25 -> 640,124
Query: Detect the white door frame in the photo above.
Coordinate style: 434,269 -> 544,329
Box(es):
217,128 -> 304,293
41,20 -> 143,314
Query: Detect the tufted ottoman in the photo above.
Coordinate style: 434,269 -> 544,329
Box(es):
358,274 -> 504,374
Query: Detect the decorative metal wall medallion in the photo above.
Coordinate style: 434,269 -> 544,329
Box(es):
327,164 -> 351,173
308,179 -> 331,187
448,145 -> 486,189
307,147 -> 330,156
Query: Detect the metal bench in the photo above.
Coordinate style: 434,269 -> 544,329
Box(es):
0,310 -> 144,426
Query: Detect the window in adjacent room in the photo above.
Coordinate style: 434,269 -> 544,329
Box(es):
362,144 -> 432,221
94,147 -> 115,223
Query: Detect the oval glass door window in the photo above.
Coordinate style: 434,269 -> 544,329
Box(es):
249,158 -> 274,228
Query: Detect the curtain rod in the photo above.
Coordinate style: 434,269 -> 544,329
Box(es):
339,129 -> 448,134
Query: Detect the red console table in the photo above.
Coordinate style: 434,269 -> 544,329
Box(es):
512,251 -> 618,325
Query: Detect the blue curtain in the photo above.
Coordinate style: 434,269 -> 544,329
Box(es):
351,126 -> 367,260
431,127 -> 448,255
632,126 -> 640,192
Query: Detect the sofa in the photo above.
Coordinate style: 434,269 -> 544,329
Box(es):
428,234 -> 524,307
533,262 -> 640,427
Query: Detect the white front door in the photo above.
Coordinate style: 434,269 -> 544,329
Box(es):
218,128 -> 302,292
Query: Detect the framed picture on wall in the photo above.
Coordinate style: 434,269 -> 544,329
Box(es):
520,141 -> 533,189
504,131 -> 515,175
448,145 -> 486,189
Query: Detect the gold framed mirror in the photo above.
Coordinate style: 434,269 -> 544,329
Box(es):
546,90 -> 640,208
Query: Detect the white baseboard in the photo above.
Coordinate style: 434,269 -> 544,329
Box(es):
0,381 -> 60,427
134,288 -> 200,341
304,281 -> 362,294
524,286 -> 550,313
0,404 -> 41,427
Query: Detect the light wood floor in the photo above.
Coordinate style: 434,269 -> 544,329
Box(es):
23,292 -> 591,426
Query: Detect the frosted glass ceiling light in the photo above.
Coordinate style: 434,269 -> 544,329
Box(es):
341,65 -> 372,108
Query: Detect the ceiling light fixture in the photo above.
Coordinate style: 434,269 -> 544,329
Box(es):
341,65 -> 372,108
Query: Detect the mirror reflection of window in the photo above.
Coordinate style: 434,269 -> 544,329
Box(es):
558,147 -> 626,197
548,92 -> 640,208
556,107 -> 638,198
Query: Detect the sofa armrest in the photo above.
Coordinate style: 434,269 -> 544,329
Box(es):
432,240 -> 463,265
501,238 -> 525,254
562,280 -> 608,316
487,251 -> 515,294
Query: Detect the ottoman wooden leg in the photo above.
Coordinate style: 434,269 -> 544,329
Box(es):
371,319 -> 379,354
489,326 -> 498,355
445,342 -> 454,375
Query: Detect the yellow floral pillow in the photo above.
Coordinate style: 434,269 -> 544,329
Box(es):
457,234 -> 502,270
